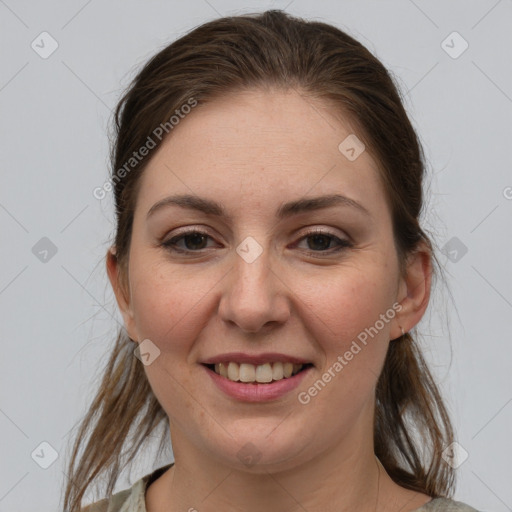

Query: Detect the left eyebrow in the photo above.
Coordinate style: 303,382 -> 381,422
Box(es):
146,193 -> 372,221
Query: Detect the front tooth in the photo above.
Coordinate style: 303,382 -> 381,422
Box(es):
256,363 -> 273,383
218,362 -> 228,377
239,363 -> 256,382
272,361 -> 284,380
227,362 -> 240,381
283,362 -> 293,378
220,362 -> 300,382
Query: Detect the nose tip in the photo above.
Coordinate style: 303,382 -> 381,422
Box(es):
218,252 -> 290,333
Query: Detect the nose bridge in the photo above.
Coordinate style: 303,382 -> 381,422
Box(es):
218,236 -> 289,332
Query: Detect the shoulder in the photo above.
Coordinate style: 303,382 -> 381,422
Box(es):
80,463 -> 173,512
80,487 -> 134,512
418,497 -> 481,511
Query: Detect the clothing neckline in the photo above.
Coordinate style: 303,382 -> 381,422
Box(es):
140,463 -> 441,511
143,462 -> 174,495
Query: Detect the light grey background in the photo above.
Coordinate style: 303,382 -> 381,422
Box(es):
1,1 -> 511,511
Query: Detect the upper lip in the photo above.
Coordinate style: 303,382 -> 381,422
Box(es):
200,352 -> 313,366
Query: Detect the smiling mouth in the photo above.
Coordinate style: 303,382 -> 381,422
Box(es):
202,362 -> 314,384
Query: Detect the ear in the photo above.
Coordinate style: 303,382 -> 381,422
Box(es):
391,240 -> 432,340
106,247 -> 138,341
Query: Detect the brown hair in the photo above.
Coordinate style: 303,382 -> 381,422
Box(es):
62,9 -> 456,511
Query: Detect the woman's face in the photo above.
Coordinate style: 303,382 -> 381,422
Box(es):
108,88 -> 424,471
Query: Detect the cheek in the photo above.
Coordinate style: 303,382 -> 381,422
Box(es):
300,264 -> 395,346
295,271 -> 394,418
129,254 -> 222,353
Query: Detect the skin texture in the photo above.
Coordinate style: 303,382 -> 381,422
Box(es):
107,88 -> 433,512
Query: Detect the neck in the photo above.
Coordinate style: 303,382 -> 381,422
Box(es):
147,424 -> 387,512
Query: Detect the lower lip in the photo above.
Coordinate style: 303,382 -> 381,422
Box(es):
203,364 -> 312,402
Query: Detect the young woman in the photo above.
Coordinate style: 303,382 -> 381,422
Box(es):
63,9 -> 479,512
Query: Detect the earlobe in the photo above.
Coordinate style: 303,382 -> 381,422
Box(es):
392,242 -> 432,339
105,247 -> 138,341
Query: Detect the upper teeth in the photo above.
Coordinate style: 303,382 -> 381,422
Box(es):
214,362 -> 304,383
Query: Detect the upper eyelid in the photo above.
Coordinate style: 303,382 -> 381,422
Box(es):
164,227 -> 350,250
165,226 -> 347,241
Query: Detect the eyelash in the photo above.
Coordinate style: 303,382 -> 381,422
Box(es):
161,228 -> 353,257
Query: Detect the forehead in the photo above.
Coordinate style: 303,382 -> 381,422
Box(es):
136,88 -> 389,223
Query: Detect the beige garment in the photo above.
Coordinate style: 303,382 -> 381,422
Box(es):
81,463 -> 481,512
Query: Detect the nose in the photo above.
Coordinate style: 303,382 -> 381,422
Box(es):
218,246 -> 291,334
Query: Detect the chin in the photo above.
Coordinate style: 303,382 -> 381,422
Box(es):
206,427 -> 312,474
